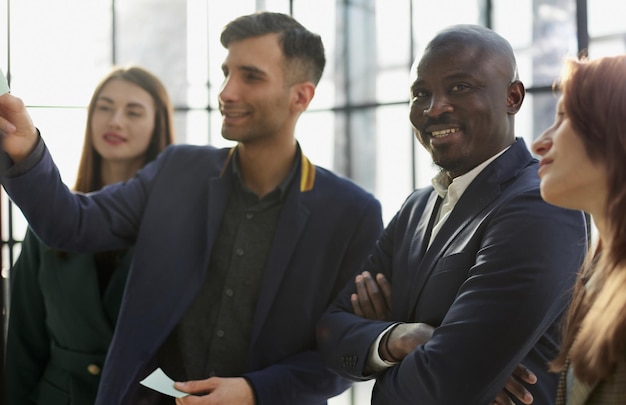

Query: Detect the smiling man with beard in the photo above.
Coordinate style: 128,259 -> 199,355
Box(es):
317,24 -> 587,405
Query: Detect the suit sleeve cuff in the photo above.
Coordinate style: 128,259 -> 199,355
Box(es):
241,376 -> 258,404
366,323 -> 401,372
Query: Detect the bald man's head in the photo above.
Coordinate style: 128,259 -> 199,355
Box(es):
424,24 -> 519,83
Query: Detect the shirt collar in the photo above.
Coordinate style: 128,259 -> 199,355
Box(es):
431,146 -> 511,200
231,147 -> 300,200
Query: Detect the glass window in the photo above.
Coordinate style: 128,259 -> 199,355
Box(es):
9,0 -> 112,106
589,37 -> 626,59
588,0 -> 626,38
495,0 -> 578,90
376,104 -> 417,223
412,0 -> 482,56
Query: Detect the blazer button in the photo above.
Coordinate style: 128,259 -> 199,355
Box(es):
87,364 -> 101,375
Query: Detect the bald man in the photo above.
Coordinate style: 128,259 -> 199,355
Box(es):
317,24 -> 587,405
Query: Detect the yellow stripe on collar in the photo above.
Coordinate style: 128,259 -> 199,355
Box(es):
300,154 -> 316,192
221,147 -> 316,192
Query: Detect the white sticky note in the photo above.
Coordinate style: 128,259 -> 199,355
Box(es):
139,368 -> 189,398
0,68 -> 9,96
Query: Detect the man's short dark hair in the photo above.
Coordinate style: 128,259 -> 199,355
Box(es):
220,11 -> 326,86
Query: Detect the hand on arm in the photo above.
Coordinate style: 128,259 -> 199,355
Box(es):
351,271 -> 392,320
350,271 -> 434,363
174,377 -> 255,405
382,326 -> 537,404
350,271 -> 537,404
0,93 -> 39,163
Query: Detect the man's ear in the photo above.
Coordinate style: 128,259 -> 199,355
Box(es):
507,80 -> 525,115
291,81 -> 316,113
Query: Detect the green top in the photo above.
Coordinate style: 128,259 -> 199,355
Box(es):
6,229 -> 133,404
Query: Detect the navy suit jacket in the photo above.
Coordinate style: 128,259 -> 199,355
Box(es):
318,139 -> 588,404
3,139 -> 383,405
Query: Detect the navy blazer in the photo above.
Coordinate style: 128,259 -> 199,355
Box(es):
318,139 -> 588,404
3,140 -> 383,405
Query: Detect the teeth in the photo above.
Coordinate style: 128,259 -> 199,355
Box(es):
431,128 -> 459,137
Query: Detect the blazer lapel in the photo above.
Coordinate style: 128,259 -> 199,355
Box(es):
251,191 -> 309,341
206,175 -> 232,251
414,190 -> 441,258
249,154 -> 314,342
430,168 -> 501,253
406,161 -> 503,319
207,148 -> 236,248
428,139 -> 534,259
399,190 -> 440,319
